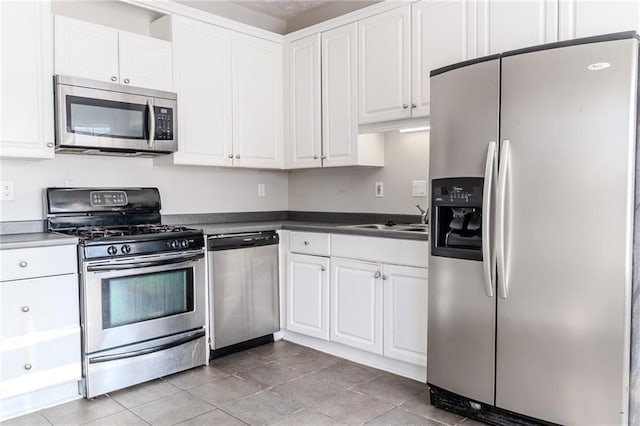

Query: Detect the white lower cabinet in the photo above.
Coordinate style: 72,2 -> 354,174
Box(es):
0,244 -> 81,421
330,258 -> 383,355
382,264 -> 428,366
286,253 -> 329,340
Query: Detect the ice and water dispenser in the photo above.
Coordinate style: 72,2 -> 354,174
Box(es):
431,178 -> 484,261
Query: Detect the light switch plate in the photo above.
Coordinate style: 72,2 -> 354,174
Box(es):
412,180 -> 427,197
1,181 -> 14,201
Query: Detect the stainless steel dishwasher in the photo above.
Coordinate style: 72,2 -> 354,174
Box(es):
208,231 -> 280,357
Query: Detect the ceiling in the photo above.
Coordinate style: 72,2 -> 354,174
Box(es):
233,0 -> 332,21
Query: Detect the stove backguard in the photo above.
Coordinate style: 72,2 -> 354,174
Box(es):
431,177 -> 484,261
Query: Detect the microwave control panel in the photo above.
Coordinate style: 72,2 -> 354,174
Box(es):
154,106 -> 174,140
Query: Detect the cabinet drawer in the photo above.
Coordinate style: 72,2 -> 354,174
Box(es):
290,232 -> 330,256
1,274 -> 79,340
0,330 -> 81,397
331,235 -> 428,268
0,245 -> 77,281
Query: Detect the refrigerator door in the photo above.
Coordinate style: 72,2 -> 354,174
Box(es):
428,58 -> 500,405
496,38 -> 637,424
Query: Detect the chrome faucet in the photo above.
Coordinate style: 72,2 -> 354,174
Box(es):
416,204 -> 428,225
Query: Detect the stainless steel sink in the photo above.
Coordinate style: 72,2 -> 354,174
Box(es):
343,224 -> 428,233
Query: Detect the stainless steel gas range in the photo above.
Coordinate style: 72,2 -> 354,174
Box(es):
45,187 -> 206,398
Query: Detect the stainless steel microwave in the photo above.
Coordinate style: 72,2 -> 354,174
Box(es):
54,75 -> 178,156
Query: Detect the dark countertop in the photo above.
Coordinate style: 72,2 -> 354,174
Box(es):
186,220 -> 429,241
0,233 -> 79,250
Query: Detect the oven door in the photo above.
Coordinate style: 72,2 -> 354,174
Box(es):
82,250 -> 205,354
55,82 -> 177,153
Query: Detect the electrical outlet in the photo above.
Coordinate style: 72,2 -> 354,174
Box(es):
412,180 -> 427,197
375,182 -> 384,198
1,181 -> 14,201
258,183 -> 266,197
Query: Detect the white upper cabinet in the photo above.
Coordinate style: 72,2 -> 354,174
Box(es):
286,34 -> 322,169
411,0 -> 474,117
559,0 -> 640,40
117,32 -> 172,92
477,0 -> 558,56
358,6 -> 412,124
232,32 -> 283,169
169,15 -> 233,167
54,15 -> 172,91
0,1 -> 54,159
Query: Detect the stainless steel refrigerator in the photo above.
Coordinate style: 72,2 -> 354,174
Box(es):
427,32 -> 638,425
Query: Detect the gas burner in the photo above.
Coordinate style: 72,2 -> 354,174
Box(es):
128,224 -> 191,234
67,227 -> 133,239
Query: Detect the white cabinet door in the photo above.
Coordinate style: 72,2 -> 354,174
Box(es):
383,265 -> 428,366
559,0 -> 640,40
118,32 -> 172,92
412,0 -> 474,117
286,253 -> 329,340
232,33 -> 283,169
330,258 -> 383,354
322,23 -> 360,167
0,0 -> 54,159
287,34 -> 322,169
358,5 -> 412,124
477,0 -> 558,56
54,15 -> 119,83
171,16 -> 233,167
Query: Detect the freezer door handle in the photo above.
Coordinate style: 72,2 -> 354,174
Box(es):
496,139 -> 510,298
482,141 -> 497,297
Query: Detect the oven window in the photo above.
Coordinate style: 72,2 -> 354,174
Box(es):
102,269 -> 194,328
66,95 -> 147,139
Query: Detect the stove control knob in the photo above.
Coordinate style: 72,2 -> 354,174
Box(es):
180,239 -> 189,248
107,246 -> 118,256
170,240 -> 179,249
121,244 -> 131,254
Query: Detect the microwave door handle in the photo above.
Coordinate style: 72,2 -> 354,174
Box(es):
147,98 -> 156,148
87,252 -> 204,272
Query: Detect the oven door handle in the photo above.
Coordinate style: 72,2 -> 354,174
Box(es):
88,330 -> 205,364
87,252 -> 204,272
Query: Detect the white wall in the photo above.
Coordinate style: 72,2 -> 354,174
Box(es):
288,130 -> 430,215
0,155 -> 288,221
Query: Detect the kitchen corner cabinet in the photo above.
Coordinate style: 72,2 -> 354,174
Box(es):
0,0 -> 54,159
0,244 -> 81,410
286,253 -> 330,340
158,16 -> 282,169
476,0 -> 558,56
54,15 -> 172,91
286,34 -> 322,169
559,0 -> 640,40
285,23 -> 383,169
358,6 -> 412,124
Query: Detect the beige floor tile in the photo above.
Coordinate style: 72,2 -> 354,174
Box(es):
269,408 -> 345,425
109,379 -> 181,409
130,391 -> 214,426
352,374 -> 427,405
365,407 -> 442,425
174,408 -> 247,426
221,390 -> 303,425
41,395 -> 125,426
188,375 -> 261,406
313,360 -> 383,388
82,410 -> 148,425
164,365 -> 229,390
235,361 -> 304,389
271,373 -> 344,407
314,389 -> 395,425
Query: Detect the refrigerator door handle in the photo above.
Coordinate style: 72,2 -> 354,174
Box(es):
497,139 -> 510,298
482,141 -> 497,297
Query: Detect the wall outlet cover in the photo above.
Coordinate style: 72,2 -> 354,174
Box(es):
258,183 -> 266,197
375,182 -> 384,198
412,180 -> 427,197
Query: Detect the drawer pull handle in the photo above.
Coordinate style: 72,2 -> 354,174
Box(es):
303,241 -> 310,246
374,270 -> 381,279
19,261 -> 28,268
321,266 -> 326,271
382,275 -> 388,280
21,306 -> 30,313
24,363 -> 32,370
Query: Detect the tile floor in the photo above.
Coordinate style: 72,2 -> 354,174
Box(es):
3,341 -> 484,426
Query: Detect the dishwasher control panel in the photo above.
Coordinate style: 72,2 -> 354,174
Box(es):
208,231 -> 279,251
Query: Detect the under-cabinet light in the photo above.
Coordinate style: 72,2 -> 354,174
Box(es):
399,126 -> 430,133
